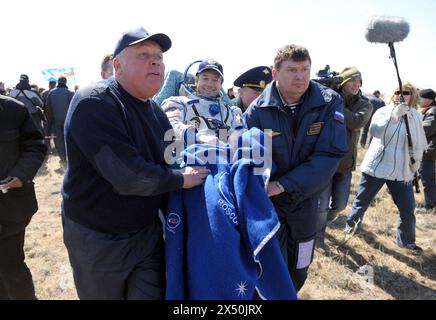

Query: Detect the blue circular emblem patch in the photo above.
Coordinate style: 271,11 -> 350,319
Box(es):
166,213 -> 181,231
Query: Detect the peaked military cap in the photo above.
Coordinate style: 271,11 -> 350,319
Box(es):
233,66 -> 272,91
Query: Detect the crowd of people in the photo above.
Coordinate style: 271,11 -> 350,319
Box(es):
0,25 -> 435,300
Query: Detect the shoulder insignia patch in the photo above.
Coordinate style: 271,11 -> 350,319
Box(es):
307,122 -> 324,135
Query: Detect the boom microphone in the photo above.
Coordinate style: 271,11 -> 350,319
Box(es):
364,15 -> 410,94
365,16 -> 410,43
365,15 -> 420,193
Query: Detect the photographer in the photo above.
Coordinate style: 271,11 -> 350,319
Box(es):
316,67 -> 373,248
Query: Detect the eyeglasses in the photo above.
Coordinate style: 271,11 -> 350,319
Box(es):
394,90 -> 411,96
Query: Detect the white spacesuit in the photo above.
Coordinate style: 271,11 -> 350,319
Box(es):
162,91 -> 243,145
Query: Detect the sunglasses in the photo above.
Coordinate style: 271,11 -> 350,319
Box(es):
394,90 -> 411,96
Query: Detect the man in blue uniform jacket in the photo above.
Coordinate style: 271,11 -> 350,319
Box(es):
244,44 -> 347,291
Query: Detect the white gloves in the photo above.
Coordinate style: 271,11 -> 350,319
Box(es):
392,103 -> 410,118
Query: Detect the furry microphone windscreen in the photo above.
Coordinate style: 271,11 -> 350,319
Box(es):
365,16 -> 410,43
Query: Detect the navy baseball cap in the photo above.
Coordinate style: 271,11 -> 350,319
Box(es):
20,74 -> 29,81
196,59 -> 224,79
419,88 -> 435,101
234,66 -> 272,91
113,27 -> 172,57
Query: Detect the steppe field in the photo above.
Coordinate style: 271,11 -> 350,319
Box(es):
26,148 -> 436,300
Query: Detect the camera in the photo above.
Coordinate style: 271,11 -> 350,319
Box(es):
313,65 -> 343,91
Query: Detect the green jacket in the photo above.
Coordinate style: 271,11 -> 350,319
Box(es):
337,91 -> 373,172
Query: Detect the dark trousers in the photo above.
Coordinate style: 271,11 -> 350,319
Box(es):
43,118 -> 53,149
0,229 -> 36,300
63,214 -> 165,300
316,170 -> 352,242
53,123 -> 66,162
420,160 -> 436,208
276,222 -> 315,292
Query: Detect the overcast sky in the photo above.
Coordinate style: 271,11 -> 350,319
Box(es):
1,0 -> 435,96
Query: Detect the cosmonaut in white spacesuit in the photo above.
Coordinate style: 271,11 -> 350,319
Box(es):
161,59 -> 243,147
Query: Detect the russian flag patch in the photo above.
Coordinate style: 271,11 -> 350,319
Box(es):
334,111 -> 345,124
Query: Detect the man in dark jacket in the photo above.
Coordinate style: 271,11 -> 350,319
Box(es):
317,67 -> 372,247
360,90 -> 385,148
0,94 -> 47,300
316,67 -> 373,247
62,26 -> 209,300
244,44 -> 347,291
9,74 -> 45,134
41,80 -> 57,148
418,89 -> 436,211
46,77 -> 74,162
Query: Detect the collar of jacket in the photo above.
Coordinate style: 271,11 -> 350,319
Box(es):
341,90 -> 362,107
423,104 -> 436,115
256,80 -> 335,111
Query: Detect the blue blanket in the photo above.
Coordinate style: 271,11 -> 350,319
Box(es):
165,129 -> 297,300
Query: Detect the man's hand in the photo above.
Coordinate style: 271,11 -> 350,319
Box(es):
0,177 -> 23,193
267,180 -> 285,197
181,166 -> 210,189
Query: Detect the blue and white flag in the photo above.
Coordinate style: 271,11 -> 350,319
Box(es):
334,111 -> 345,124
41,67 -> 76,84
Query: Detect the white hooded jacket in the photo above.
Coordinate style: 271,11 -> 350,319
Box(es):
360,102 -> 427,182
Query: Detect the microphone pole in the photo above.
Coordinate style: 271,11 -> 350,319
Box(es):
389,42 -> 403,95
388,42 -> 420,193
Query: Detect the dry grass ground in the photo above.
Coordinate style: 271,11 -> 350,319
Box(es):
26,149 -> 436,300
299,149 -> 436,300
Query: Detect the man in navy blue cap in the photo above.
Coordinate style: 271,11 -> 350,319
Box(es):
233,66 -> 272,111
62,26 -> 209,300
9,74 -> 44,134
161,59 -> 243,149
46,76 -> 74,164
